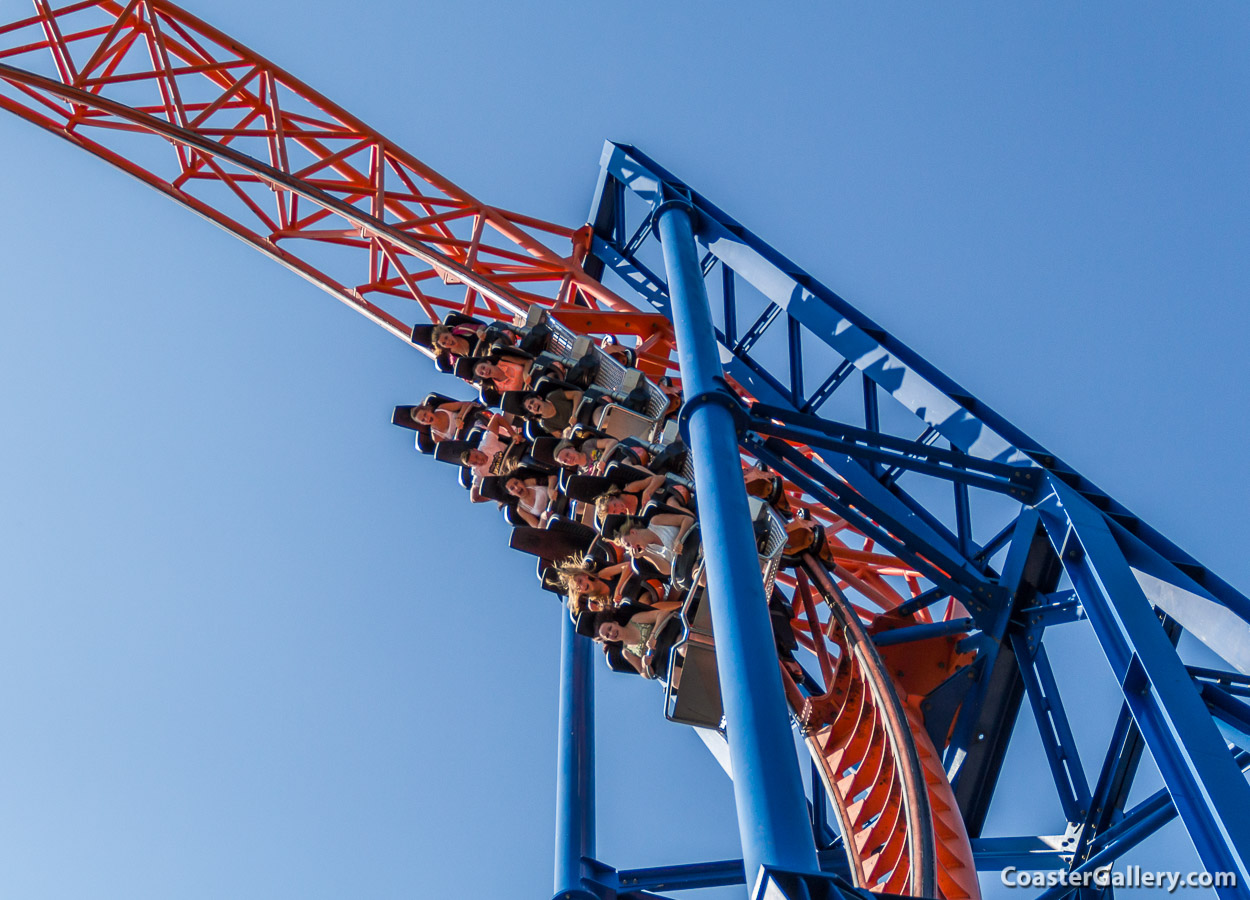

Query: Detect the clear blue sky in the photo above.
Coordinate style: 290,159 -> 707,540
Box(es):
1,2 -> 1248,898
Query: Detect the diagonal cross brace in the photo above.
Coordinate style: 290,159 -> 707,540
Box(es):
745,434 -> 1007,623
746,406 -> 1040,500
1037,475 -> 1250,897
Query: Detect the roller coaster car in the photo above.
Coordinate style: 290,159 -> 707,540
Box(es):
597,336 -> 637,368
591,402 -> 678,446
474,475 -> 511,504
534,309 -> 672,414
524,307 -> 592,362
410,315 -> 484,351
647,440 -> 689,476
390,392 -> 457,430
604,643 -> 640,675
664,499 -> 790,730
664,579 -> 721,729
537,562 -> 564,595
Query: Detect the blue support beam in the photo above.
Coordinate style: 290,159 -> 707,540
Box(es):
971,835 -> 1077,871
1038,476 -> 1250,896
553,614 -> 596,900
1009,635 -> 1092,822
589,141 -> 1250,898
1069,704 -> 1143,873
949,510 -> 1058,832
1069,622 -> 1181,870
872,617 -> 978,647
745,434 -> 1004,623
1028,749 -> 1250,900
802,359 -> 855,414
595,140 -> 1250,645
616,858 -> 746,893
745,415 -> 1037,499
654,198 -> 822,886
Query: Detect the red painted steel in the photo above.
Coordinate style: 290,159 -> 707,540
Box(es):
787,560 -> 981,900
0,0 -> 672,352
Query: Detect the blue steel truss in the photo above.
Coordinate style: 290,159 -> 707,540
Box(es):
557,142 -> 1250,900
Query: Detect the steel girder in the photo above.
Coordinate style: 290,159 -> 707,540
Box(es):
589,143 -> 1250,898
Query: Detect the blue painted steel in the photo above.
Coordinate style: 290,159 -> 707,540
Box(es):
748,403 -> 1040,488
1008,635 -> 1091,821
587,141 -> 1250,897
1025,751 -> 1248,900
745,435 -> 1003,621
809,762 -> 832,848
954,481 -> 973,558
654,199 -> 820,883
1018,591 -> 1084,637
802,359 -> 854,414
1190,666 -> 1250,696
787,317 -> 804,404
871,617 -> 977,647
1085,746 -> 1250,857
1071,704 -> 1141,866
615,858 -> 746,893
553,614 -> 596,900
721,264 -> 738,344
1201,683 -> 1250,739
969,836 -> 1075,871
589,236 -> 672,316
608,847 -> 855,894
751,866 -> 862,900
892,586 -> 954,619
1038,476 -> 1250,896
746,418 -> 1035,498
945,510 -> 1045,815
596,140 -> 1250,638
1114,530 -> 1250,675
599,141 -> 1028,464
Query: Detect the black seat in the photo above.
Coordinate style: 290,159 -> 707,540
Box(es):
508,519 -> 597,562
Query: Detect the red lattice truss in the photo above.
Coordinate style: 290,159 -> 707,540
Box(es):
0,0 -> 675,357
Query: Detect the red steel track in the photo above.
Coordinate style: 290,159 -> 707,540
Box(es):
0,4 -> 981,897
782,559 -> 979,899
0,0 -> 672,353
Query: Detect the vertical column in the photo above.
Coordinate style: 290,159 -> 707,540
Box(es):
655,199 -> 820,883
553,613 -> 596,900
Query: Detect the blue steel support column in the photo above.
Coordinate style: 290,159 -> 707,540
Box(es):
553,613 -> 596,900
655,199 -> 821,885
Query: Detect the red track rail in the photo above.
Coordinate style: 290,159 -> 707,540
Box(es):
0,0 -> 673,354
783,560 -> 980,899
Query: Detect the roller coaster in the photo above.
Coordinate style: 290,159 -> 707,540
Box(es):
2,5 -> 1248,900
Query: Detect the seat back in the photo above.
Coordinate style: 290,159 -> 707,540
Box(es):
664,640 -> 723,729
749,497 -> 788,599
664,581 -> 723,728
593,404 -> 656,442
